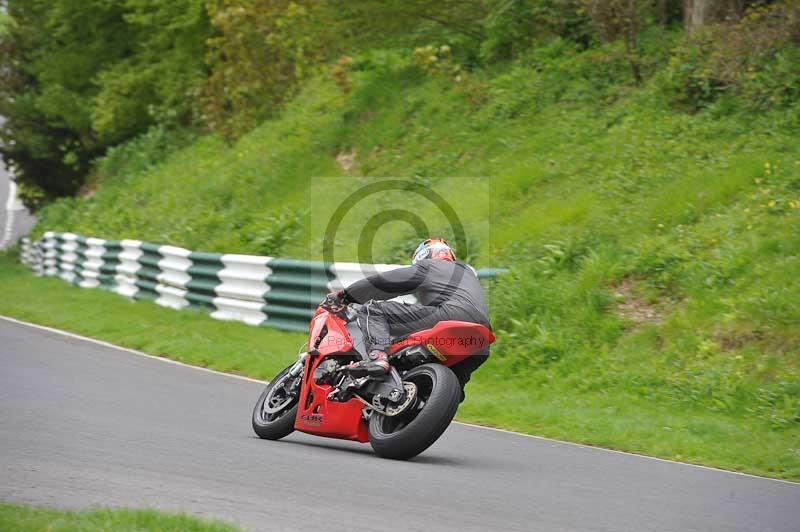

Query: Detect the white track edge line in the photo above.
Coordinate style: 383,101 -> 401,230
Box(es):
2,314 -> 797,486
452,421 -> 799,486
0,315 -> 266,384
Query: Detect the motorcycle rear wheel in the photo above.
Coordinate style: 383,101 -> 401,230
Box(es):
252,366 -> 299,440
368,363 -> 461,460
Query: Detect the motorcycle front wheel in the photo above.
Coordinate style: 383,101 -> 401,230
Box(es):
252,366 -> 300,440
368,363 -> 461,460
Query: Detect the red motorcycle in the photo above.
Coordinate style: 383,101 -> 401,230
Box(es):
252,294 -> 495,459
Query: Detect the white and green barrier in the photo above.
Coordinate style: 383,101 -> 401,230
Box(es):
20,232 -> 504,332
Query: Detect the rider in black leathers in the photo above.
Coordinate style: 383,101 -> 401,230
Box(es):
336,239 -> 490,396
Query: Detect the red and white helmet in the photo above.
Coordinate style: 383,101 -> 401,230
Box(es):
412,238 -> 455,264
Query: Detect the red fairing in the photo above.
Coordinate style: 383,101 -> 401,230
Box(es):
294,355 -> 369,443
296,308 -> 367,442
294,344 -> 369,443
308,309 -> 326,345
389,321 -> 495,367
309,309 -> 353,356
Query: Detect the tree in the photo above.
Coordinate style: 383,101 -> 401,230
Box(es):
0,0 -> 210,205
683,0 -> 758,31
0,0 -> 133,204
91,0 -> 209,143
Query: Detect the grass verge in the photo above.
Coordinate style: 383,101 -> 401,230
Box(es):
0,502 -> 240,532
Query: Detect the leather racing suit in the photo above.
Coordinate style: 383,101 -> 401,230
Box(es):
343,259 -> 490,390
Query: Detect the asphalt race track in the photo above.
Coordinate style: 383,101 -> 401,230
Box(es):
1,318 -> 798,531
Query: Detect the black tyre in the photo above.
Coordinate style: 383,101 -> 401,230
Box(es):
252,366 -> 300,440
368,363 -> 461,460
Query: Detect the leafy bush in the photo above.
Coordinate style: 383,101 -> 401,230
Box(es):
485,38 -> 630,120
663,1 -> 800,110
91,0 -> 209,143
201,0 -> 331,138
240,208 -> 305,257
96,125 -> 196,182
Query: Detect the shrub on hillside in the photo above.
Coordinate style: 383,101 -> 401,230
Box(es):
96,126 -> 196,183
202,0 -> 331,138
485,39 -> 630,120
238,208 -> 305,257
91,0 -> 209,144
663,1 -> 800,110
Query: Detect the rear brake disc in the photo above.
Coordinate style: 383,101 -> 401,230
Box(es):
383,382 -> 417,417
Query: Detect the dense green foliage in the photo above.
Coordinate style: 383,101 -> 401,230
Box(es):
2,0 -> 794,203
0,0 -> 208,206
0,502 -> 241,532
3,0 -> 799,478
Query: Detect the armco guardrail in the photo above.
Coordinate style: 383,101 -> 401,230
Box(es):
20,232 -> 507,332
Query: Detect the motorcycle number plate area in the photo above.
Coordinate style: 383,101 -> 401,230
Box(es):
294,354 -> 369,443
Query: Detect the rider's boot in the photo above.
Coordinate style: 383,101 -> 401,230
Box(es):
346,350 -> 390,378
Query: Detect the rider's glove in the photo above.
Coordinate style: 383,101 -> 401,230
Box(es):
323,289 -> 349,311
324,289 -> 342,304
328,289 -> 345,300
